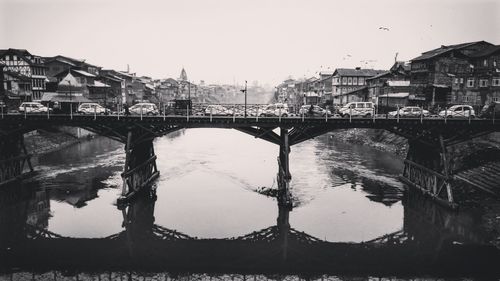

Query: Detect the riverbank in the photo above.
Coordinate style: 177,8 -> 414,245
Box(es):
24,127 -> 94,156
328,128 -> 409,157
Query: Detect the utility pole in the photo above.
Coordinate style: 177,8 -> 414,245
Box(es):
241,80 -> 247,118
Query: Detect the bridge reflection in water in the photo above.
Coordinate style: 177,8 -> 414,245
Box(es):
1,183 -> 499,279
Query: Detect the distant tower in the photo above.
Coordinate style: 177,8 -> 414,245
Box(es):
179,68 -> 188,81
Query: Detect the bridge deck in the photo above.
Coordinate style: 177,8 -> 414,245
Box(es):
1,113 -> 499,129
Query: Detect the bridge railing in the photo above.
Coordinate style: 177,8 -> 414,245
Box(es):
2,101 -> 499,123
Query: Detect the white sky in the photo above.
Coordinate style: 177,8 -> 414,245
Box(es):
1,0 -> 499,85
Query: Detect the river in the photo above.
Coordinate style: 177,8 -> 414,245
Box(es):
1,128 -> 499,279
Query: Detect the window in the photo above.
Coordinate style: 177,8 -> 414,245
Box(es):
356,103 -> 365,108
467,79 -> 474,87
342,77 -> 347,85
493,97 -> 499,102
464,96 -> 470,102
493,78 -> 500,86
459,78 -> 464,84
353,77 -> 358,85
5,55 -> 9,61
480,79 -> 488,87
359,78 -> 364,85
484,59 -> 488,67
454,78 -> 458,84
347,77 -> 352,85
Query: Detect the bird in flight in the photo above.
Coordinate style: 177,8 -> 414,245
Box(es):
379,27 -> 390,31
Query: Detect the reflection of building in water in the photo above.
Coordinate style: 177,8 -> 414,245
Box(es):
26,189 -> 50,228
0,184 -> 50,245
402,189 -> 491,246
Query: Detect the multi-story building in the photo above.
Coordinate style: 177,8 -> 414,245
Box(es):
409,41 -> 493,108
365,61 -> 411,109
0,49 -> 47,101
451,45 -> 500,107
316,71 -> 333,103
331,67 -> 386,105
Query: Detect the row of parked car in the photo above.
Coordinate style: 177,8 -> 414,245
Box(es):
13,101 -> 500,119
337,101 -> 500,119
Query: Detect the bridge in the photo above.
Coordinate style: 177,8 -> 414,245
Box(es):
1,186 -> 499,277
1,109 -> 500,208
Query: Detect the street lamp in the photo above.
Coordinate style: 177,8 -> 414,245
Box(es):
240,80 -> 247,118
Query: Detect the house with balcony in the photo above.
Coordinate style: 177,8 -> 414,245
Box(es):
409,41 -> 493,108
331,67 -> 386,105
0,48 -> 47,101
366,61 -> 411,110
451,45 -> 500,107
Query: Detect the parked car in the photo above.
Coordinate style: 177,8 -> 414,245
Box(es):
77,103 -> 109,115
259,103 -> 289,117
438,105 -> 475,118
129,103 -> 159,115
298,105 -> 332,117
338,102 -> 374,117
479,102 -> 500,119
388,106 -> 430,117
18,102 -> 51,113
204,104 -> 233,116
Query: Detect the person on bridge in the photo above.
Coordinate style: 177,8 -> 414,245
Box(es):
124,104 -> 130,116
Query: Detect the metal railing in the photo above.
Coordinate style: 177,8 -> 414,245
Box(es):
2,102 -> 499,124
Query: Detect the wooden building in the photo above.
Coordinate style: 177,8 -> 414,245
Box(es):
0,49 -> 47,101
331,67 -> 386,105
409,41 -> 493,108
451,45 -> 500,107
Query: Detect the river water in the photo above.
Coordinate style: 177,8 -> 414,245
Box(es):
1,128 -> 499,279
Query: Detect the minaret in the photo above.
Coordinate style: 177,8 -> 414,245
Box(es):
179,68 -> 188,81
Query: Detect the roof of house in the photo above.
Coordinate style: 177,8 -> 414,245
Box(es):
379,92 -> 409,98
88,81 -> 110,88
72,69 -> 96,78
366,71 -> 391,80
411,41 -> 493,61
41,92 -> 91,103
333,68 -> 386,77
470,45 -> 500,58
338,86 -> 368,96
386,81 -> 410,87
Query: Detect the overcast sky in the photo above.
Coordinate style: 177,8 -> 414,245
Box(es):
1,0 -> 499,85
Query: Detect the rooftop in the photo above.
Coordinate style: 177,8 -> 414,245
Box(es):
470,45 -> 500,58
333,68 -> 386,77
411,41 -> 493,61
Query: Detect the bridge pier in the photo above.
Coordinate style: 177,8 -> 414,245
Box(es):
277,128 -> 293,208
0,133 -> 34,187
400,138 -> 456,209
118,130 -> 159,205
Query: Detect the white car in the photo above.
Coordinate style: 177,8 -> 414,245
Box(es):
77,103 -> 109,115
204,105 -> 233,116
298,105 -> 332,117
338,102 -> 374,117
18,102 -> 51,113
129,103 -> 159,115
259,103 -> 289,117
438,105 -> 475,118
388,106 -> 430,117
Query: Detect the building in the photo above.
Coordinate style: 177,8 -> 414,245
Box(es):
366,61 -> 412,110
451,45 -> 500,107
331,67 -> 386,105
409,41 -> 493,108
44,55 -> 101,78
0,49 -> 47,101
317,71 -> 334,103
2,70 -> 32,108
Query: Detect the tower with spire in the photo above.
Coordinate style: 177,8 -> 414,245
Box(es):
179,68 -> 188,82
